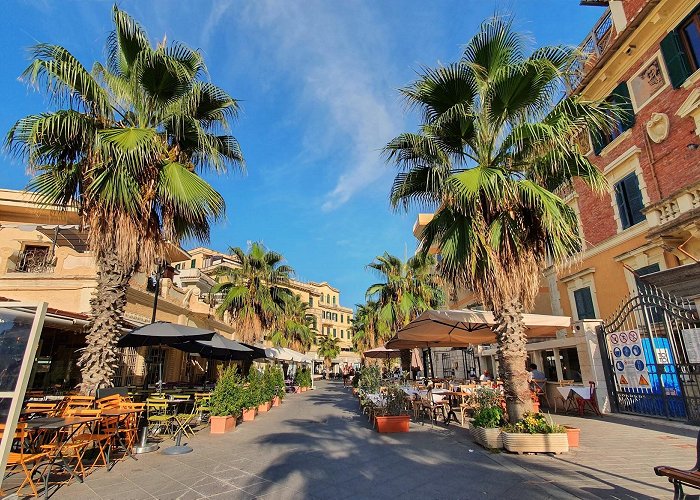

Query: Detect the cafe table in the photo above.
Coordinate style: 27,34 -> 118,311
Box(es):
25,416 -> 101,499
100,408 -> 142,466
556,386 -> 589,414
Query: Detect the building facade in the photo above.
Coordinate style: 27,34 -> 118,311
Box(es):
412,0 -> 700,415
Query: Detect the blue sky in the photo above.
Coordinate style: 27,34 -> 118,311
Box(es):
0,1 -> 603,308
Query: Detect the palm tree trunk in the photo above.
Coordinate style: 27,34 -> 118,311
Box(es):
77,253 -> 134,395
493,299 -> 532,422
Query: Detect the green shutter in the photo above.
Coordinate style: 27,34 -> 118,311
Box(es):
611,81 -> 635,131
622,173 -> 645,225
614,180 -> 631,229
660,30 -> 693,88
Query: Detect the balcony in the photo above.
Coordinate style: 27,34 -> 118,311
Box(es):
566,9 -> 615,92
16,247 -> 55,273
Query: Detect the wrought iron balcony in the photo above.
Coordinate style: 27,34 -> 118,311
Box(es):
16,247 -> 55,273
566,9 -> 615,92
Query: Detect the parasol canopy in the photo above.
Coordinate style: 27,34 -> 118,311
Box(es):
172,334 -> 252,361
116,322 -> 216,347
385,309 -> 570,349
363,346 -> 401,359
265,347 -> 312,363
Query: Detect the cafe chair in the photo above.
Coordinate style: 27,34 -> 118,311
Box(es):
1,423 -> 49,497
71,409 -> 117,473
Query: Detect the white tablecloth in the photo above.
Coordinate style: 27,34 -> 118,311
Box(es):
556,386 -> 590,399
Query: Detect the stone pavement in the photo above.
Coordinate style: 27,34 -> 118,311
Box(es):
4,381 -> 696,499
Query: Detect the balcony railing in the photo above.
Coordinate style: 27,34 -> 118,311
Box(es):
16,248 -> 55,273
566,9 -> 615,92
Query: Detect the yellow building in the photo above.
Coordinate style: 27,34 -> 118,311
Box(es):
173,247 -> 359,369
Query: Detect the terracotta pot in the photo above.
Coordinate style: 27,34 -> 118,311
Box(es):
532,401 -> 540,413
210,415 -> 236,434
375,415 -> 410,433
242,408 -> 256,422
272,396 -> 281,407
563,425 -> 580,448
293,386 -> 301,394
502,432 -> 569,454
301,386 -> 308,392
470,427 -> 503,449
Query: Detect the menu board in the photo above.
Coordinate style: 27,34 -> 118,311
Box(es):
0,303 -> 47,492
682,328 -> 700,364
608,329 -> 650,389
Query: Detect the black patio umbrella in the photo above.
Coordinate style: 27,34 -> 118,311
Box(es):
116,321 -> 216,347
173,334 -> 253,361
239,343 -> 268,360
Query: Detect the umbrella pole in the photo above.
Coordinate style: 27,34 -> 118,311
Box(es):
427,347 -> 435,380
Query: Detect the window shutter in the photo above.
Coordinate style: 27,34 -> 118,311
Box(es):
612,82 -> 635,131
660,30 -> 693,88
623,174 -> 646,225
574,288 -> 595,320
614,181 -> 631,229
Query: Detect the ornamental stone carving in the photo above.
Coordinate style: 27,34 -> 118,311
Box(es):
646,112 -> 669,143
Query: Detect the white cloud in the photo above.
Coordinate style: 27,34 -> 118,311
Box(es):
241,0 -> 403,211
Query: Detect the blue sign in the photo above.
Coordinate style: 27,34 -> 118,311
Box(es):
622,346 -> 631,357
613,347 -> 622,358
635,359 -> 645,371
616,361 -> 625,372
631,345 -> 642,357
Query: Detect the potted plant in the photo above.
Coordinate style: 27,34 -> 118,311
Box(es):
531,391 -> 540,413
294,367 -> 312,392
375,385 -> 410,433
562,425 -> 580,448
351,371 -> 361,396
271,366 -> 285,407
501,412 -> 569,454
209,366 -> 242,434
248,368 -> 270,413
470,406 -> 504,449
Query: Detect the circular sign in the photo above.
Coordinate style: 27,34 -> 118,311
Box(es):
619,332 -> 629,343
635,359 -> 645,371
610,334 -> 619,344
622,346 -> 631,357
629,331 -> 639,342
613,347 -> 622,358
631,345 -> 642,357
616,361 -> 625,372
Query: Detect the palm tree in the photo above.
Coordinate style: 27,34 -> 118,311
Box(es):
270,293 -> 317,352
351,300 -> 381,352
212,242 -> 293,344
365,253 -> 443,369
385,18 -> 618,421
6,6 -> 243,394
317,335 -> 341,372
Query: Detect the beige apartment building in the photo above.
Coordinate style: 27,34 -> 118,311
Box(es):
0,189 -> 359,391
173,247 -> 359,370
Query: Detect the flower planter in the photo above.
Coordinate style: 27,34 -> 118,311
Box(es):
272,396 -> 281,407
258,401 -> 271,413
502,432 -> 569,455
470,426 -> 503,449
375,415 -> 410,433
242,408 -> 256,422
210,415 -> 236,434
563,426 -> 580,448
293,386 -> 301,394
301,386 -> 308,392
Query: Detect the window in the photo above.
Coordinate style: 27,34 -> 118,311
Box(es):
660,9 -> 699,88
309,297 -> 314,307
320,294 -> 324,303
175,263 -> 181,270
614,173 -> 645,229
573,287 -> 596,320
592,82 -> 635,153
190,259 -> 196,269
333,296 -> 336,305
333,328 -> 337,337
341,314 -> 344,323
340,330 -> 344,339
560,348 -> 582,383
636,264 -> 663,323
326,294 -> 330,303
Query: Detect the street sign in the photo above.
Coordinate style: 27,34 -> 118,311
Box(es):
607,329 -> 650,389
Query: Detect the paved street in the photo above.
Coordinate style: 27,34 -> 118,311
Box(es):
10,381 -> 695,499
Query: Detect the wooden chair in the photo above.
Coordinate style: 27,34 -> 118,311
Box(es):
655,430 -> 700,500
0,423 -> 48,497
531,379 -> 550,408
420,390 -> 447,427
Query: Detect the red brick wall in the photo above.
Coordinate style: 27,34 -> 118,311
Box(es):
622,0 -> 651,21
578,22 -> 700,246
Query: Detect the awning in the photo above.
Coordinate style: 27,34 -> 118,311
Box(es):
639,263 -> 700,300
34,225 -> 89,252
264,347 -> 312,363
363,346 -> 401,359
385,309 -> 570,349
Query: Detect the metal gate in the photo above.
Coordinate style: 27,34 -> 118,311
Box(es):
599,283 -> 700,423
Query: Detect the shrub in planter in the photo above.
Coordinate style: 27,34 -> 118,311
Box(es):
294,367 -> 312,390
209,366 -> 243,434
501,412 -> 568,454
375,385 -> 410,433
470,406 -> 503,449
271,366 -> 285,406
